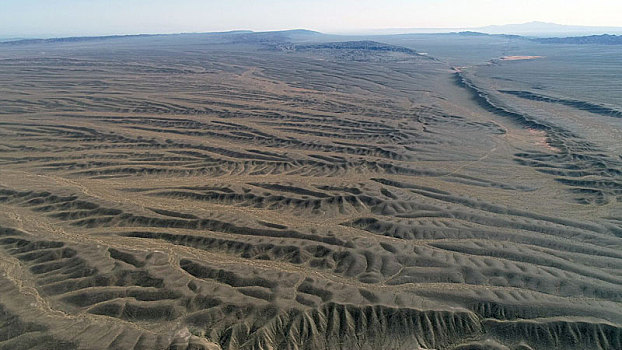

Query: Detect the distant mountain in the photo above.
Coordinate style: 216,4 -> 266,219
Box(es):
475,21 -> 622,36
533,34 -> 622,45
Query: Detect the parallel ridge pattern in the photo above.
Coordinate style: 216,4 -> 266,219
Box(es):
0,35 -> 620,350
456,72 -> 622,206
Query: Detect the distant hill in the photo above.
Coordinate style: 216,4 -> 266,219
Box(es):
0,29 -> 322,46
0,34 -> 158,45
533,34 -> 622,45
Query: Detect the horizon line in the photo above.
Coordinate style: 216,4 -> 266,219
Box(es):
3,21 -> 622,42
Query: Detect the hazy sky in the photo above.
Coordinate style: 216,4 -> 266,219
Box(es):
1,0 -> 621,37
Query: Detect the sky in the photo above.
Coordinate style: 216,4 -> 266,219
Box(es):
1,0 -> 621,38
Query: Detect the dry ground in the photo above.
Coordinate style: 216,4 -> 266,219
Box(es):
0,34 -> 620,350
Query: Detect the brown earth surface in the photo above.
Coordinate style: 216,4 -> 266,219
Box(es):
0,34 -> 620,350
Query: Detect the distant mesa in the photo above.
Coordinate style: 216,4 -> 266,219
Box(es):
295,40 -> 420,54
454,31 -> 491,36
282,40 -> 437,61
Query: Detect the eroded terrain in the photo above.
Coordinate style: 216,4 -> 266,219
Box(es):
0,33 -> 620,350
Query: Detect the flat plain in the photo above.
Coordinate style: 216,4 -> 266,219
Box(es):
0,31 -> 620,350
